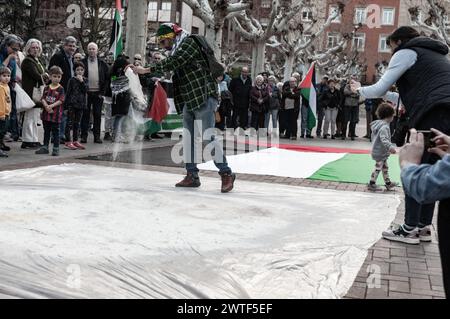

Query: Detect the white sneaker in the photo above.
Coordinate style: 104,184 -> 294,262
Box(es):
382,224 -> 420,245
418,225 -> 432,242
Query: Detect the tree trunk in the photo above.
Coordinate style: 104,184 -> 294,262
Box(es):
125,0 -> 148,63
205,22 -> 223,60
251,41 -> 266,80
283,54 -> 295,82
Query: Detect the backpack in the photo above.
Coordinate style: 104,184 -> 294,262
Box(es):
190,35 -> 225,79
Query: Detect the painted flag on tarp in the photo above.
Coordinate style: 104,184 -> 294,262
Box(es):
144,82 -> 170,135
109,0 -> 124,60
299,62 -> 317,132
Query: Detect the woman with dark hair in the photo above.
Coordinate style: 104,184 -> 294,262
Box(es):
108,55 -> 132,142
351,26 -> 450,298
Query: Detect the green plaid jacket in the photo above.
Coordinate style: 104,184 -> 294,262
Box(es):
151,36 -> 218,113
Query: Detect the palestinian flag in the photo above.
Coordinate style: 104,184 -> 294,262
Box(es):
199,145 -> 401,186
299,63 -> 317,132
109,0 -> 124,60
144,82 -> 170,135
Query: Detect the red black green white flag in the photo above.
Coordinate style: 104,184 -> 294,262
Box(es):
299,62 -> 317,132
109,0 -> 124,60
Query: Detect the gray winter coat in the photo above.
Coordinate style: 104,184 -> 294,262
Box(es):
371,120 -> 396,162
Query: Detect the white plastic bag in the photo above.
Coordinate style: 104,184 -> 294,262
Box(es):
14,84 -> 35,113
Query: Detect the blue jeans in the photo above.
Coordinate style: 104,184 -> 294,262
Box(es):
300,104 -> 310,136
43,121 -> 60,150
403,106 -> 450,228
183,97 -> 231,176
264,109 -> 279,129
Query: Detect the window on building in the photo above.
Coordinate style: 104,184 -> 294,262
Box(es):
302,9 -> 313,22
161,2 -> 171,11
260,17 -> 270,26
382,8 -> 395,25
261,0 -> 271,8
159,2 -> 172,21
327,33 -> 339,48
148,1 -> 157,21
329,5 -> 341,23
379,35 -> 390,53
354,7 -> 367,24
192,26 -> 199,35
352,33 -> 365,52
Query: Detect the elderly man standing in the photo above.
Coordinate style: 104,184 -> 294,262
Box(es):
81,42 -> 109,144
229,67 -> 252,130
49,36 -> 77,145
132,23 -> 235,193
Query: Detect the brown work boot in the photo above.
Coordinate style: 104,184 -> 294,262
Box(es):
175,173 -> 201,188
220,173 -> 236,193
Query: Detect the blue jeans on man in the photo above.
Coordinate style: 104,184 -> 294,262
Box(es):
182,97 -> 232,176
300,104 -> 310,137
264,109 -> 279,130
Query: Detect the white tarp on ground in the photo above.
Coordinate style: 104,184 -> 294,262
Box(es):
198,147 -> 346,178
0,164 -> 400,299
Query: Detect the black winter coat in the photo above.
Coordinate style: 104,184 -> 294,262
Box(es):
229,76 -> 252,109
250,85 -> 270,113
320,88 -> 341,109
65,77 -> 88,110
48,47 -> 73,90
82,57 -> 110,95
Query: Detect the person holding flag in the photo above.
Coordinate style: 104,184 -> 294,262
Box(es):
298,63 -> 317,139
131,23 -> 236,193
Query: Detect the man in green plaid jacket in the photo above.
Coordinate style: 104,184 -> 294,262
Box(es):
132,23 -> 235,193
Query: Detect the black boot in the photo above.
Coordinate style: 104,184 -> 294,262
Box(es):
1,143 -> 10,152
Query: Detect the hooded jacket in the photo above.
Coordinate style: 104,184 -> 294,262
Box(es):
371,119 -> 396,162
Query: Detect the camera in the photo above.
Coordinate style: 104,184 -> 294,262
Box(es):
416,130 -> 436,149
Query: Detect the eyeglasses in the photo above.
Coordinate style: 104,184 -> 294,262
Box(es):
12,47 -> 19,52
134,58 -> 142,61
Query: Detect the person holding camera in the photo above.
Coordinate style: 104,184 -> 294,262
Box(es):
399,128 -> 450,298
351,27 -> 450,245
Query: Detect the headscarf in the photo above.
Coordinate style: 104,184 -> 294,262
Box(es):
156,23 -> 190,56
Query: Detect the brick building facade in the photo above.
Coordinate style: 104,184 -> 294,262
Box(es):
325,0 -> 401,83
28,1 -> 447,84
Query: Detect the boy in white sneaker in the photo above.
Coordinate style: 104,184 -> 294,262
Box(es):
368,102 -> 399,191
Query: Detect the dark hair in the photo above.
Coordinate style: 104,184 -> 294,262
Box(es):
73,62 -> 85,71
0,66 -> 11,75
0,34 -> 23,49
376,102 -> 395,120
49,65 -> 63,75
111,54 -> 130,78
389,27 -> 420,45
